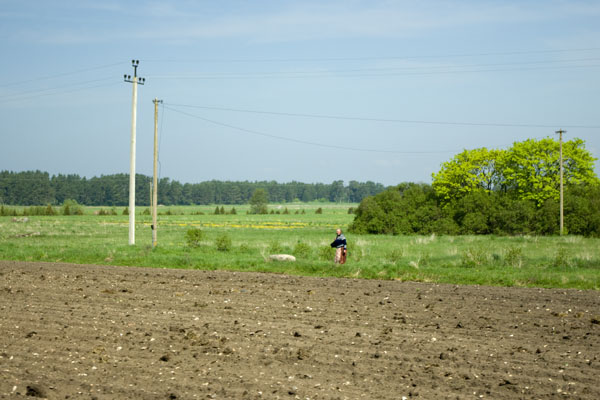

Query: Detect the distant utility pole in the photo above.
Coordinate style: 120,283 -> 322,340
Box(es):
124,60 -> 145,245
152,98 -> 162,248
556,129 -> 566,236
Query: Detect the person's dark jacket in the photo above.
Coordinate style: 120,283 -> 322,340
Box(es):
330,234 -> 347,249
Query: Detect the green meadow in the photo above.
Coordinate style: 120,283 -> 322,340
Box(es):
1,203 -> 599,290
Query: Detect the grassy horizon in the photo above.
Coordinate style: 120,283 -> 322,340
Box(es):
1,203 -> 599,290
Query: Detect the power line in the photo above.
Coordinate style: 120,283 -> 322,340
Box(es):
0,61 -> 127,88
0,77 -> 116,101
148,57 -> 600,79
141,47 -> 600,64
163,105 -> 457,154
149,63 -> 600,80
0,80 -> 121,104
164,103 -> 600,130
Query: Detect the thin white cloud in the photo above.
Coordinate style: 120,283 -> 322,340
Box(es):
7,0 -> 600,45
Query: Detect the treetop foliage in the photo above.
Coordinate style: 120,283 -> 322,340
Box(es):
432,137 -> 598,206
0,171 -> 386,206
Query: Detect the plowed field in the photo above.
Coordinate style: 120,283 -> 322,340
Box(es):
1,260 -> 599,399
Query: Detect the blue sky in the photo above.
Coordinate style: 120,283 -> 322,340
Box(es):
1,0 -> 599,186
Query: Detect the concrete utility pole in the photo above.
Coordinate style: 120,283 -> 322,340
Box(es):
124,60 -> 145,245
556,129 -> 566,236
152,98 -> 162,248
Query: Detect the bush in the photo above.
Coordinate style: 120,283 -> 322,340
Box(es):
0,205 -> 18,216
318,246 -> 335,261
461,247 -> 488,267
122,207 -> 129,215
268,240 -> 283,254
350,184 -> 435,234
249,189 -> 269,214
315,207 -> 323,214
293,241 -> 311,258
347,207 -> 355,214
386,248 -> 404,263
553,247 -> 570,268
62,199 -> 83,216
185,228 -> 204,248
97,208 -> 117,216
238,243 -> 251,253
23,205 -> 56,216
215,234 -> 232,252
229,207 -> 237,215
504,246 -> 523,268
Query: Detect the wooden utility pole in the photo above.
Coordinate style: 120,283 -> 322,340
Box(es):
152,98 -> 162,248
124,60 -> 145,245
556,129 -> 566,236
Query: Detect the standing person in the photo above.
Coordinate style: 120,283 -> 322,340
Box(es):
330,228 -> 347,264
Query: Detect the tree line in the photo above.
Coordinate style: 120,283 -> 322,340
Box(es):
351,137 -> 600,236
0,170 -> 386,206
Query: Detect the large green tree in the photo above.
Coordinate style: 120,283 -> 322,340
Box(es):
432,147 -> 503,202
502,138 -> 598,205
432,138 -> 598,205
249,188 -> 268,214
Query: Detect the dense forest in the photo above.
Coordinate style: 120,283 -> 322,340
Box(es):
0,170 -> 386,206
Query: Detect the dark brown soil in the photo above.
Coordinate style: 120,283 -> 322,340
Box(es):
1,260 -> 599,399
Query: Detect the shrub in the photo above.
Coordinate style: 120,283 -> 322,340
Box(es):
553,247 -> 570,268
185,228 -> 204,248
282,207 -> 289,215
249,189 -> 269,214
122,207 -> 129,215
347,207 -> 355,214
215,234 -> 232,252
229,207 -> 237,215
461,247 -> 488,267
214,206 -> 221,215
386,248 -> 404,263
0,205 -> 18,216
97,208 -> 116,216
24,206 -> 55,216
268,240 -> 283,254
315,207 -> 323,214
504,246 -> 523,268
62,199 -> 83,216
238,243 -> 251,253
293,241 -> 311,258
318,246 -> 335,261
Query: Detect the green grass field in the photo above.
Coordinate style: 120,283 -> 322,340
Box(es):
1,203 -> 599,289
